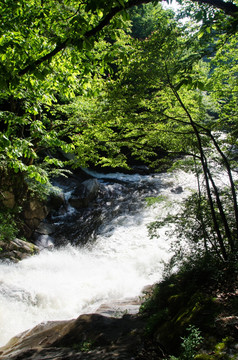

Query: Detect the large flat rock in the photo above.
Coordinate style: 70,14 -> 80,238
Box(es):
0,313 -> 146,360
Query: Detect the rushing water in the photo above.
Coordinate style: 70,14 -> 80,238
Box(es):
0,170 -> 198,347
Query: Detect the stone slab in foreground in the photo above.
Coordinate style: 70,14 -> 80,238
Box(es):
0,313 -> 146,360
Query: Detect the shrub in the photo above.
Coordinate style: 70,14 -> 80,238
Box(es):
0,209 -> 18,242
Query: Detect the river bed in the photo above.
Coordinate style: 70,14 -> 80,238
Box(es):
0,169 -> 197,347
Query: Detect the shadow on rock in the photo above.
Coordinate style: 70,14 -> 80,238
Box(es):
0,313 -> 146,360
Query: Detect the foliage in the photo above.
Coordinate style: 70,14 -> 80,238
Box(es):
100,11 -> 238,261
168,325 -> 203,360
73,340 -> 94,352
140,256 -> 238,358
0,0 -> 137,211
129,3 -> 174,39
195,337 -> 237,359
0,209 -> 18,243
209,33 -> 238,139
0,0 -> 237,259
148,183 -> 238,269
140,261 -> 221,356
180,326 -> 203,360
146,195 -> 168,206
0,2 -> 238,358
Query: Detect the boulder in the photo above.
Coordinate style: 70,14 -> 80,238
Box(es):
48,189 -> 66,211
35,223 -> 56,235
0,238 -> 39,262
23,200 -> 49,237
69,179 -> 100,209
1,191 -> 15,209
131,165 -> 150,174
0,313 -> 145,360
171,186 -> 183,194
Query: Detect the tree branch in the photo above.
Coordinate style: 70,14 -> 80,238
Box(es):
17,0 -> 238,77
18,0 -> 152,76
194,0 -> 238,17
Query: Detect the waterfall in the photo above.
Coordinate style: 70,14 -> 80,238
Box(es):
0,170 -> 198,347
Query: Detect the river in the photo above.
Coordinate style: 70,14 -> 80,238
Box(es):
0,169 -> 198,347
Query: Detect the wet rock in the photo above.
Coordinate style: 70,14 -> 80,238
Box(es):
69,179 -> 100,209
35,223 -> 56,235
0,313 -> 145,360
0,282 -> 38,305
0,238 -> 39,262
52,207 -> 103,246
171,186 -> 183,194
131,165 -> 150,174
48,189 -> 66,211
51,175 -> 160,247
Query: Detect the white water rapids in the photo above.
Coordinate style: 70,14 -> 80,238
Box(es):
0,170 -> 198,347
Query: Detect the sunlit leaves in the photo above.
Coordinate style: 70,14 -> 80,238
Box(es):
27,165 -> 48,184
209,33 -> 238,136
1,0 -> 236,191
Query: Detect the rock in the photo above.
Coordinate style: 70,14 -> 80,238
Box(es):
96,297 -> 142,317
19,223 -> 34,240
131,165 -> 150,174
35,222 -> 56,235
23,200 -> 49,237
48,190 -> 66,211
24,200 -> 49,221
0,238 -> 39,262
52,207 -> 103,246
0,313 -> 145,360
69,179 -> 99,209
215,315 -> 238,338
171,186 -> 183,194
1,191 -> 15,209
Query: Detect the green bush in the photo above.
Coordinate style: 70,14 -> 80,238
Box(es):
140,262 -> 222,355
148,189 -> 238,271
168,325 -> 203,360
0,210 -> 18,243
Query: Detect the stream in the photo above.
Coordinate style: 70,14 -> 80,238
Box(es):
0,169 -> 198,347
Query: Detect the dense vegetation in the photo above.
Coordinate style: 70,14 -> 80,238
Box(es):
0,0 -> 238,358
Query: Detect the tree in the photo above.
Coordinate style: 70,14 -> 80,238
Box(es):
0,0 -> 237,243
0,0 -> 237,176
93,11 -> 238,262
129,3 -> 174,39
1,0 -> 238,78
0,0 -> 135,237
0,1 -> 131,183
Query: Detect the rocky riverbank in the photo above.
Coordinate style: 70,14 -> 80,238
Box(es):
1,266 -> 238,360
0,282 -> 156,360
0,238 -> 39,263
0,168 -> 100,260
0,289 -> 154,360
0,312 -> 147,360
1,168 -> 237,360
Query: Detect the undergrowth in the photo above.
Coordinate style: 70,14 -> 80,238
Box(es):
140,256 -> 238,359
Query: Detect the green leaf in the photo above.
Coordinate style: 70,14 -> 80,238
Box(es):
117,0 -> 125,7
198,31 -> 204,39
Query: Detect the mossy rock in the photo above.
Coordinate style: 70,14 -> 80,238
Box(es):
141,270 -> 221,355
0,238 -> 39,262
195,336 -> 238,359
